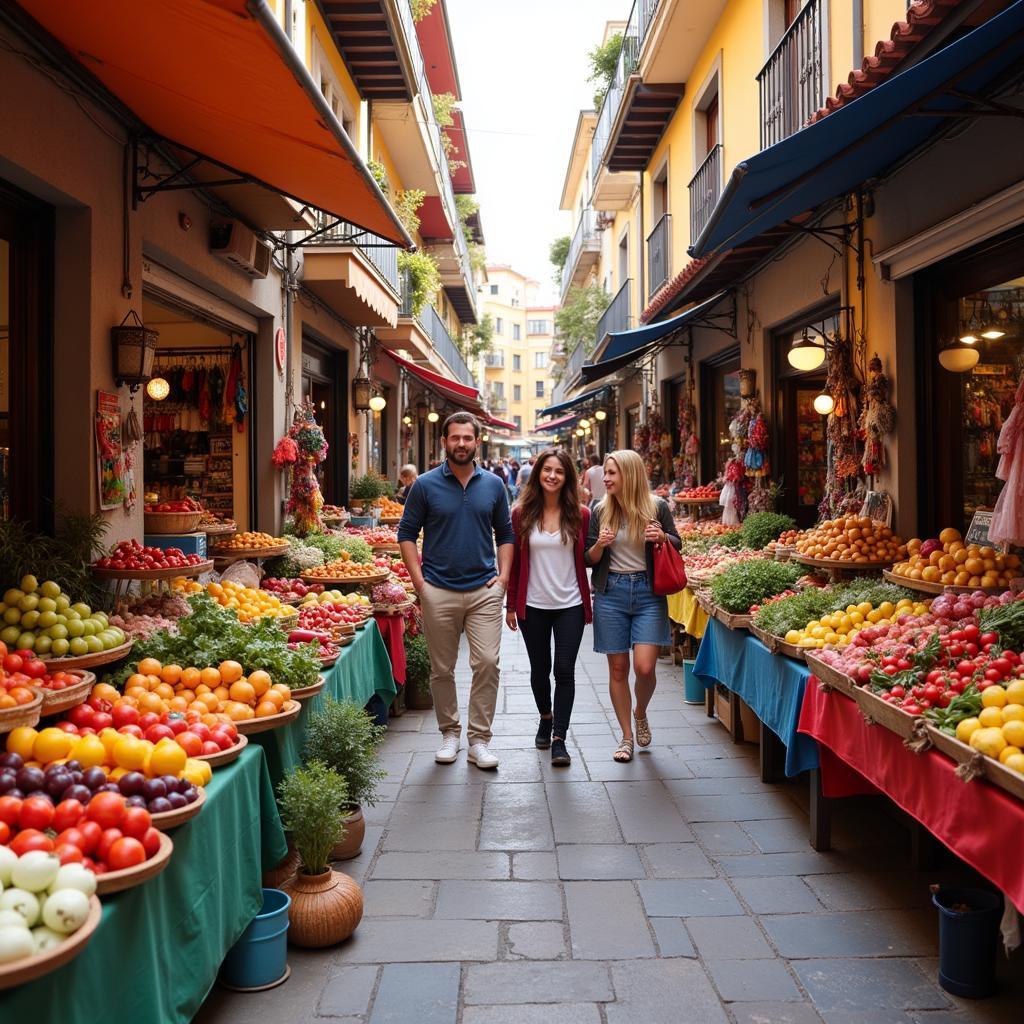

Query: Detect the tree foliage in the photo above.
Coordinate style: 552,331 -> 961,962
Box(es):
555,283 -> 610,360
549,235 -> 571,272
588,32 -> 623,109
410,0 -> 437,22
458,312 -> 495,362
397,249 -> 441,316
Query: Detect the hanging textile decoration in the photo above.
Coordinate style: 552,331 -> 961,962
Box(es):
273,399 -> 328,536
642,408 -> 666,486
820,331 -> 866,519
744,411 -> 770,477
859,354 -> 895,479
989,375 -> 1024,548
674,371 -> 699,489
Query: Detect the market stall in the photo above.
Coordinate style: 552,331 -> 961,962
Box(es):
4,744 -> 287,1022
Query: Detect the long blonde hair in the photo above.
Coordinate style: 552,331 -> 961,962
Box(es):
599,450 -> 657,543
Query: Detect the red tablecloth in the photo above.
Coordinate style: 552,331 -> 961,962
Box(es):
798,682 -> 1024,913
374,612 -> 406,685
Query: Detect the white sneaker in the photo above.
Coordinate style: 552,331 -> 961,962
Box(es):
467,742 -> 499,770
435,734 -> 460,764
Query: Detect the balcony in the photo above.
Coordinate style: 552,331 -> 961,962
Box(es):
597,279 -> 632,349
484,352 -> 505,369
488,394 -> 508,414
560,207 -> 602,301
550,341 -> 568,366
646,212 -> 671,300
757,0 -> 827,149
320,0 -> 414,100
688,144 -> 722,248
301,213 -> 400,328
419,302 -> 475,387
564,341 -> 587,390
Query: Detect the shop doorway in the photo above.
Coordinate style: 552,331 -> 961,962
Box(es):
700,347 -> 741,484
301,339 -> 348,506
0,179 -> 53,528
141,294 -> 254,530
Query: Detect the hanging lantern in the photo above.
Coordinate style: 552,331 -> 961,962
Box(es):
352,376 -> 372,412
938,338 -> 980,373
368,394 -> 387,413
595,409 -> 607,421
427,410 -> 440,423
579,417 -> 590,428
787,329 -> 825,371
146,375 -> 170,401
813,392 -> 835,416
112,310 -> 158,390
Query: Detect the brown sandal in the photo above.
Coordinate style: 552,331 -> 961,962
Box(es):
613,737 -> 634,763
634,712 -> 652,747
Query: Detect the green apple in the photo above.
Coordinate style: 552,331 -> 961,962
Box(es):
33,635 -> 51,655
54,595 -> 70,612
3,589 -> 24,606
37,598 -> 57,614
3,608 -> 21,626
84,635 -> 102,654
17,594 -> 38,613
50,637 -> 69,657
39,581 -> 61,599
16,632 -> 35,650
37,611 -> 57,629
47,624 -> 68,640
70,603 -> 91,618
66,619 -> 85,638
19,611 -> 39,630
68,637 -> 89,657
0,626 -> 19,646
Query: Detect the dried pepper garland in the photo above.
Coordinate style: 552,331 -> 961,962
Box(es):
859,354 -> 895,478
674,388 -> 699,488
820,332 -> 866,519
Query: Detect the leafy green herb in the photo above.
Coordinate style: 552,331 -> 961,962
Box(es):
708,559 -> 801,614
304,697 -> 386,807
925,684 -> 983,734
978,601 -> 1024,652
277,761 -> 349,875
740,512 -> 796,551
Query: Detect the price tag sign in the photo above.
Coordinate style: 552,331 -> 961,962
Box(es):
275,326 -> 287,374
964,510 -> 1004,551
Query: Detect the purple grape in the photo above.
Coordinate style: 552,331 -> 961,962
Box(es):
16,766 -> 45,793
82,767 -> 107,791
125,795 -> 148,808
181,787 -> 199,805
141,778 -> 167,801
64,784 -> 91,804
165,791 -> 187,810
65,760 -> 82,774
6,789 -> 24,800
148,796 -> 173,814
160,775 -> 182,794
0,752 -> 24,771
45,772 -> 71,799
68,770 -> 83,786
97,782 -> 121,794
118,772 -> 146,797
0,773 -> 16,795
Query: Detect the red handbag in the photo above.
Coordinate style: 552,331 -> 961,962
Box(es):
651,540 -> 687,596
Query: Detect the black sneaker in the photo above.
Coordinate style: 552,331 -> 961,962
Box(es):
550,739 -> 571,766
535,717 -> 553,749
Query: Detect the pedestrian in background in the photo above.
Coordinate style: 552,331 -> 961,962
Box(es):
395,463 -> 418,504
583,453 -> 606,506
505,448 -> 592,766
585,450 -> 681,763
397,412 -> 514,770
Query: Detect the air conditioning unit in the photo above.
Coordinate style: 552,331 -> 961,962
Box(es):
210,220 -> 271,279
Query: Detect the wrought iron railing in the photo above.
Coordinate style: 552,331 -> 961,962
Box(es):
591,3 -> 641,185
646,212 -> 671,299
484,352 -> 505,368
565,340 -> 586,384
419,302 -> 474,387
560,207 -> 600,300
307,214 -> 400,294
597,278 -> 632,345
757,0 -> 827,149
688,144 -> 722,246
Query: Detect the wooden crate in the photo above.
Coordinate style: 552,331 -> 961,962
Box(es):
738,697 -> 760,745
927,725 -> 1024,803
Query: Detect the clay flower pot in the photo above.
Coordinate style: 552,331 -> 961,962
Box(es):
331,805 -> 366,861
262,840 -> 301,889
281,868 -> 363,948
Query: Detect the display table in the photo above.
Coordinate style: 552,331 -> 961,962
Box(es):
4,744 -> 287,1023
667,586 -> 708,639
798,682 -> 1024,913
694,618 -> 819,777
251,623 -> 397,787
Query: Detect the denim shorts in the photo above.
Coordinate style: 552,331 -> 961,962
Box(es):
592,571 -> 670,654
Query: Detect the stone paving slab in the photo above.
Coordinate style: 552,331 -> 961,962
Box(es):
762,910 -> 937,958
361,879 -> 435,917
336,919 -> 500,962
371,851 -> 510,880
637,879 -> 745,917
565,880 -> 657,959
505,921 -> 568,960
604,959 -> 729,1024
435,880 -> 563,920
546,781 -> 623,844
463,962 -> 614,1004
556,843 -> 645,880
462,1005 -> 603,1024
639,842 -> 715,878
706,957 -> 804,1002
479,782 -> 554,851
368,963 -> 460,1024
315,964 -> 378,1018
731,875 -> 823,914
792,958 -> 951,1013
603,780 -> 697,842
685,916 -> 775,960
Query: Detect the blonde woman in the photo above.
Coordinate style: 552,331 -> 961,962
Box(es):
584,450 -> 681,762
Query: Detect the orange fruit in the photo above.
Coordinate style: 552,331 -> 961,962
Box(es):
180,667 -> 201,689
154,683 -> 175,701
200,667 -> 221,688
168,696 -> 190,713
139,691 -> 165,714
127,673 -> 147,690
145,674 -> 162,690
213,685 -> 230,702
219,660 -> 244,684
263,689 -> 285,710
270,683 -> 291,698
194,683 -> 210,696
160,664 -> 182,684
255,700 -> 279,718
229,680 -> 256,705
92,682 -> 121,703
198,692 -> 219,711
249,670 -> 272,696
125,685 -> 147,701
138,657 -> 163,676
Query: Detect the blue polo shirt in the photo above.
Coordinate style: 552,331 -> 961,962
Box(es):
397,461 -> 514,591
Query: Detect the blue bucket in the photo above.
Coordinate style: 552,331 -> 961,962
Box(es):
219,888 -> 292,991
932,887 -> 1002,999
683,659 -> 704,704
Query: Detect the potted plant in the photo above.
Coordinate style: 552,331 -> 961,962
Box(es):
404,633 -> 433,710
277,761 -> 363,947
349,472 -> 386,514
304,697 -> 386,860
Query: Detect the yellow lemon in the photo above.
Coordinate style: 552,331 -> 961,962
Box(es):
970,727 -> 1007,758
784,631 -> 801,644
877,602 -> 895,618
1001,720 -> 1024,748
72,733 -> 107,769
978,707 -> 1005,728
1001,704 -> 1024,724
1004,679 -> 1024,705
867,609 -> 883,623
981,686 -> 1007,709
955,717 -> 981,743
1003,753 -> 1024,774
999,745 -> 1022,764
6,726 -> 38,760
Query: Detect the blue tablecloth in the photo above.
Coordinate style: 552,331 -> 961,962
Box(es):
693,618 -> 819,776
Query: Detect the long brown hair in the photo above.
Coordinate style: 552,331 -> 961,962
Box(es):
514,449 -> 583,544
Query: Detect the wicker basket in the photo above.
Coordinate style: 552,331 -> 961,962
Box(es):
144,510 -> 203,534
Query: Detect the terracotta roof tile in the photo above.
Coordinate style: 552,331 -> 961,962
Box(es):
640,257 -> 711,323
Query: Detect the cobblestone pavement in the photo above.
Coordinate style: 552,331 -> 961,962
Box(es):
198,626 -> 1023,1023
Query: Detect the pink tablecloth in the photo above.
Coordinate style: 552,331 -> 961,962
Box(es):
374,612 -> 406,686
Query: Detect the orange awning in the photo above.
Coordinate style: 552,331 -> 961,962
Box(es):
17,0 -> 411,246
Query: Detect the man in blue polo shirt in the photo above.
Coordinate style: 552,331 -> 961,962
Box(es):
398,412 -> 514,769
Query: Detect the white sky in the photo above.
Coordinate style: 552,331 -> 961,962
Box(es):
446,0 -> 627,304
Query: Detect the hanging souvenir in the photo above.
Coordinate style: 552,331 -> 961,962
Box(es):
273,399 -> 329,536
859,354 -> 895,478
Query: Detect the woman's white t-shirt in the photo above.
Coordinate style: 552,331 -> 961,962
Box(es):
526,525 -> 580,609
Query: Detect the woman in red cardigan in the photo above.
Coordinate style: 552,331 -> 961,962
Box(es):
506,448 -> 592,766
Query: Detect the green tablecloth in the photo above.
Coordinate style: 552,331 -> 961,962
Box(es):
1,744 -> 287,1024
251,622 -> 397,788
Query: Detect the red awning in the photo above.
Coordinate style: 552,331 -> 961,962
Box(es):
383,349 -> 484,412
483,414 -> 517,431
534,413 -> 578,432
18,0 -> 411,246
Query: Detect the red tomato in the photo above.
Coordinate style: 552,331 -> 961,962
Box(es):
52,798 -> 86,832
55,826 -> 87,850
0,821 -> 9,845
111,704 -> 140,728
201,740 -> 221,756
54,842 -> 85,864
87,791 -> 126,830
76,819 -> 102,856
140,827 -> 162,858
145,724 -> 175,744
2,654 -> 23,673
97,827 -> 124,864
107,836 -> 146,870
0,795 -> 22,826
118,724 -> 144,739
91,712 -> 113,731
22,659 -> 46,679
67,704 -> 95,728
137,712 -> 160,732
120,806 -> 151,839
9,828 -> 54,855
56,721 -> 80,734
189,722 -> 211,742
176,731 -> 203,757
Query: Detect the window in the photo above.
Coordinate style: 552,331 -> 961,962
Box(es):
489,284 -> 499,295
512,323 -> 521,341
534,352 -> 548,369
527,319 -> 549,334
535,380 -> 545,398
492,381 -> 504,399
513,354 -> 522,372
513,384 -> 521,402
513,415 -> 522,432
312,38 -> 354,138
495,317 -> 503,335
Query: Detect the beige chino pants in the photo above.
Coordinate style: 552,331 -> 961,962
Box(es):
418,581 -> 503,745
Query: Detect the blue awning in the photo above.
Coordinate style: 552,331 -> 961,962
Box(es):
690,1 -> 1024,259
580,292 -> 729,385
537,386 -> 610,420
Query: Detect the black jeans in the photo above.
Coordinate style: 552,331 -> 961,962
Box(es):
519,604 -> 585,739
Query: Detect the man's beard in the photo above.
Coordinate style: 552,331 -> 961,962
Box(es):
448,447 -> 475,465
